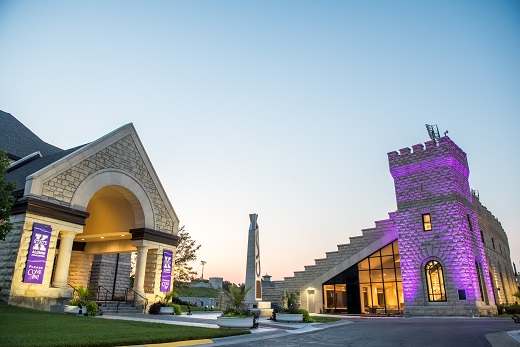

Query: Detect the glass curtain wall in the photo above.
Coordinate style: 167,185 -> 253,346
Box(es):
323,240 -> 403,314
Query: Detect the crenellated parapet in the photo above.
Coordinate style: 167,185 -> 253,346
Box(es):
388,136 -> 472,208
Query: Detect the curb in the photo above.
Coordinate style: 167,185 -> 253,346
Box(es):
120,339 -> 213,347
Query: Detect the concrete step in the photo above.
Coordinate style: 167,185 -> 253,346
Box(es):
96,301 -> 142,314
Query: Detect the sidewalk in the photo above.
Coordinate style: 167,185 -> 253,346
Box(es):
102,312 -> 520,347
99,312 -> 353,346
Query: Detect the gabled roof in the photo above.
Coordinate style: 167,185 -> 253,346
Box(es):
1,109 -> 88,191
7,145 -> 87,190
0,110 -> 62,160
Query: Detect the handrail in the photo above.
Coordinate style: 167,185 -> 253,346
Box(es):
68,283 -> 77,300
125,288 -> 148,314
97,285 -> 113,307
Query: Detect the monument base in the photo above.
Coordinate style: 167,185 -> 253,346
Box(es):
257,301 -> 273,317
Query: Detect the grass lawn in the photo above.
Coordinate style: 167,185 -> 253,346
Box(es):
312,316 -> 341,323
0,301 -> 248,347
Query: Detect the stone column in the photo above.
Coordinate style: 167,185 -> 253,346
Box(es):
52,230 -> 77,288
133,245 -> 149,296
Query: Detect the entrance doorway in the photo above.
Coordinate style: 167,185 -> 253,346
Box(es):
323,240 -> 403,314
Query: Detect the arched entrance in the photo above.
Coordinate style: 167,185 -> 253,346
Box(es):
81,186 -> 142,300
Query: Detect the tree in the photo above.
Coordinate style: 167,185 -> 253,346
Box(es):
0,151 -> 15,241
174,225 -> 201,282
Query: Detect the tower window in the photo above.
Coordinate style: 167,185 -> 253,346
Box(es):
480,230 -> 485,244
499,244 -> 502,255
425,260 -> 447,302
491,237 -> 495,250
422,214 -> 432,231
467,215 -> 473,231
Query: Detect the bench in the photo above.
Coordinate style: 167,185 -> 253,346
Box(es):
512,315 -> 520,324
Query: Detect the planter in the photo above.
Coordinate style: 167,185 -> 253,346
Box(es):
276,313 -> 303,323
216,316 -> 254,329
64,305 -> 83,315
160,307 -> 174,315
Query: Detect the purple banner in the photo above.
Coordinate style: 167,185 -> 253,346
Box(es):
23,223 -> 52,284
160,249 -> 173,292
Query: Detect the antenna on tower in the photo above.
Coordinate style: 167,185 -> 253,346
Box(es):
425,124 -> 440,141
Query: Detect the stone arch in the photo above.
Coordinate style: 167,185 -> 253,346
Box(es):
71,169 -> 154,229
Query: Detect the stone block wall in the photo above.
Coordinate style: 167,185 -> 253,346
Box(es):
475,196 -> 518,304
1,213 -> 84,311
0,216 -> 24,301
88,253 -> 131,299
388,137 -> 472,209
265,136 -> 511,317
269,214 -> 397,312
144,249 -> 157,294
389,136 -> 495,316
68,251 -> 94,290
40,135 -> 175,232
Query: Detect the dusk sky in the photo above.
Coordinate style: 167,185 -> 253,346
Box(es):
1,1 -> 519,285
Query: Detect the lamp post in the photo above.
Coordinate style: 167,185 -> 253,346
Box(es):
201,260 -> 207,280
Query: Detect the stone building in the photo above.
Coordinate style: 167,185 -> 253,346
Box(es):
266,135 -> 516,316
0,110 -> 180,311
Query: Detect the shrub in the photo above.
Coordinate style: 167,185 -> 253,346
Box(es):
85,301 -> 99,316
297,308 -> 315,323
70,285 -> 91,306
148,302 -> 162,314
221,285 -> 252,317
498,303 -> 520,314
172,304 -> 182,315
278,292 -> 300,314
163,290 -> 178,306
274,292 -> 314,322
513,290 -> 520,301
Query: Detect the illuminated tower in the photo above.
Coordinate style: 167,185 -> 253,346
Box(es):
388,135 -> 496,316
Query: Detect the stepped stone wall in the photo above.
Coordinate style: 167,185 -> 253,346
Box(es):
268,213 -> 397,310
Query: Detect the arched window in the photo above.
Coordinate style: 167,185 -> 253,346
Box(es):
425,260 -> 447,302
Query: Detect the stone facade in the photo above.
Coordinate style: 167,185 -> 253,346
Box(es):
0,217 -> 24,302
475,196 -> 518,305
1,118 -> 181,312
2,213 -> 83,311
68,251 -> 94,289
389,136 -> 495,316
275,215 -> 397,312
88,253 -> 131,299
271,136 -> 512,316
40,135 -> 174,233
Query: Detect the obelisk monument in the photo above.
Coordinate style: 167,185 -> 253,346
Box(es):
244,214 -> 272,316
245,213 -> 262,306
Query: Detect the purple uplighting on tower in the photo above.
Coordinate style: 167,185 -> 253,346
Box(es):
388,136 -> 495,315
